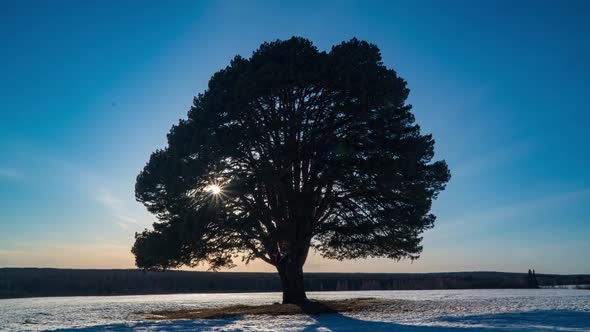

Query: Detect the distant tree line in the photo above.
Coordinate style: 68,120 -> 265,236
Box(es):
528,269 -> 539,288
1,268 -> 588,299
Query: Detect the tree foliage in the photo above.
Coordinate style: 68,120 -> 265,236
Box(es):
132,37 -> 450,283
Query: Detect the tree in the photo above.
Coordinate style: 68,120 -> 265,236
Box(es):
132,37 -> 451,304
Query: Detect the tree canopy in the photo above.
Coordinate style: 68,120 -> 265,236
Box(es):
132,37 -> 450,303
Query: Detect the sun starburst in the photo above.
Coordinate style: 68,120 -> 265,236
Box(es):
206,184 -> 222,195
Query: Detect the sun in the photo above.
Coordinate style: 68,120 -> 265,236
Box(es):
206,184 -> 222,195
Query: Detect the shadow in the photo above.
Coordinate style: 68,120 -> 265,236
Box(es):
51,317 -> 243,332
51,308 -> 590,331
300,312 -> 502,332
296,301 -> 590,332
296,300 -> 339,315
437,310 -> 590,330
312,311 -> 590,331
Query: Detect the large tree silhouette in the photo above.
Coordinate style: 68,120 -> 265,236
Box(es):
132,37 -> 450,304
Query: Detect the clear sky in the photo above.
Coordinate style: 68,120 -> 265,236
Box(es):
1,1 -> 589,274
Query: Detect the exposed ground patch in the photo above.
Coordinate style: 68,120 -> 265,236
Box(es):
142,298 -> 398,320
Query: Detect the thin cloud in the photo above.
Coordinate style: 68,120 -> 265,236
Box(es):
115,215 -> 142,230
0,167 -> 20,179
49,159 -> 155,229
116,215 -> 141,225
93,185 -> 153,229
95,186 -> 122,208
452,142 -> 531,179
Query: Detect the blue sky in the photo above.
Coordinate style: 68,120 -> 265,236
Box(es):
1,1 -> 589,273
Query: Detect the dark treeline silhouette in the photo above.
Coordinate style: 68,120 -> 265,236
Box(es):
1,268 -> 588,299
528,269 -> 539,288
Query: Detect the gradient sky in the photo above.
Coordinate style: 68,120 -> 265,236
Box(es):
1,1 -> 589,274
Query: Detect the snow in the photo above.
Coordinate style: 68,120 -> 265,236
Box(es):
1,289 -> 589,331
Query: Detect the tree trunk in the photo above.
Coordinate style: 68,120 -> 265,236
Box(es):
277,259 -> 307,304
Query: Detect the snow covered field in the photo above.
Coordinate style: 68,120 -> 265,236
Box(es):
1,289 -> 589,331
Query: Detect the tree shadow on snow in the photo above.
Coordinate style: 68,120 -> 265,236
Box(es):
298,302 -> 590,332
52,307 -> 590,331
436,310 -> 590,330
51,317 -> 243,332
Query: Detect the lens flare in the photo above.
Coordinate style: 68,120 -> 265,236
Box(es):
206,184 -> 222,195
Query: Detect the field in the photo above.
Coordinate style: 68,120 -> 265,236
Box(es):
1,289 -> 589,331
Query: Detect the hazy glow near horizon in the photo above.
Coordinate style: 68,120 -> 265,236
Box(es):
0,1 -> 589,274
